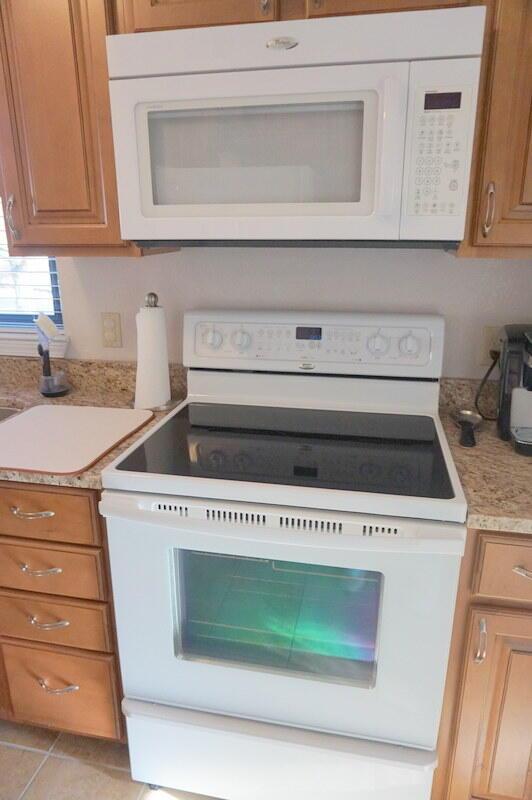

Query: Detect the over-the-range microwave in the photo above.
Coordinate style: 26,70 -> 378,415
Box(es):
106,6 -> 485,245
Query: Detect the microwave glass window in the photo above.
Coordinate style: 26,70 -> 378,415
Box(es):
175,549 -> 382,687
147,101 -> 365,206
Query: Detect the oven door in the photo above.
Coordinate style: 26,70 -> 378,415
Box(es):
102,491 -> 462,750
108,62 -> 408,241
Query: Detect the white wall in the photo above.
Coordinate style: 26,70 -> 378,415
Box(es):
57,247 -> 532,378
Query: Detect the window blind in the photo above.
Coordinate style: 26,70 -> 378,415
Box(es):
0,202 -> 62,326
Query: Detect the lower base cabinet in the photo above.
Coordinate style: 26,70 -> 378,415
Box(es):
448,609 -> 532,800
1,639 -> 122,740
441,528 -> 532,800
0,481 -> 123,740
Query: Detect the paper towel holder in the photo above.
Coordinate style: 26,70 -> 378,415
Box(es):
133,292 -> 180,411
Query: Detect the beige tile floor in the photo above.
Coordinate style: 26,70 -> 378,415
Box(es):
0,721 -> 214,800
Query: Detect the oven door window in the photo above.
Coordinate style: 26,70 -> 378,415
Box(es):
174,550 -> 382,687
138,92 -> 377,216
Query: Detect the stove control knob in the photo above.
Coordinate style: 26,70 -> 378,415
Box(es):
367,332 -> 390,356
398,333 -> 420,357
234,452 -> 253,472
203,329 -> 223,350
208,450 -> 226,470
231,329 -> 252,351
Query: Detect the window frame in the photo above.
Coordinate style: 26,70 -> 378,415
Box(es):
0,257 -> 63,328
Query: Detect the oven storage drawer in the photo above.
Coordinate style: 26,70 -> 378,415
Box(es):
124,699 -> 436,800
0,589 -> 113,652
1,639 -> 122,739
0,485 -> 100,545
474,535 -> 532,604
0,538 -> 107,600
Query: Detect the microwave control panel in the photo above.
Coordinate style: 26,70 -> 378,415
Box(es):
407,86 -> 472,218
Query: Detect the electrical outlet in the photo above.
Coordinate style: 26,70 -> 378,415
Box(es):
101,312 -> 123,348
479,325 -> 501,366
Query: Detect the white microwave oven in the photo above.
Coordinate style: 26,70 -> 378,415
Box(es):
106,7 -> 485,244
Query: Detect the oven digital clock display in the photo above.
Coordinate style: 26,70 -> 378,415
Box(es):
296,326 -> 322,341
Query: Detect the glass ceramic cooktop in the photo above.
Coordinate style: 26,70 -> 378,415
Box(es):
118,403 -> 454,499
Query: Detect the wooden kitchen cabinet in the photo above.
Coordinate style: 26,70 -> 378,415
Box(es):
114,0 -> 278,32
0,481 -> 123,740
305,0 -> 478,19
0,0 -> 144,256
433,531 -> 532,800
447,609 -> 532,800
114,0 -> 483,31
460,0 -> 532,256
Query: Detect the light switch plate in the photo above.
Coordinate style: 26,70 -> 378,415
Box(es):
101,312 -> 123,348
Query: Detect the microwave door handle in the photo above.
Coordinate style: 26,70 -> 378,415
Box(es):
376,75 -> 408,220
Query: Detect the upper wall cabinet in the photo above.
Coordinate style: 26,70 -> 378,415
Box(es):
461,0 -> 532,255
114,0 -> 479,31
305,1 -> 476,18
0,0 -> 140,256
114,0 -> 278,33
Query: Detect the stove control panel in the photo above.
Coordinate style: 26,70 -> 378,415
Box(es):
184,312 -> 445,379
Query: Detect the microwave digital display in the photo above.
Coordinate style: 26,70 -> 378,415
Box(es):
296,327 -> 322,341
424,92 -> 462,110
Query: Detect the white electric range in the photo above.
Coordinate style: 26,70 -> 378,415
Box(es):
100,310 -> 466,800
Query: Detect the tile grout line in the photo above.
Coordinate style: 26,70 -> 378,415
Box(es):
45,750 -> 132,772
0,739 -> 56,757
17,751 -> 51,800
136,783 -> 148,800
0,733 -> 132,773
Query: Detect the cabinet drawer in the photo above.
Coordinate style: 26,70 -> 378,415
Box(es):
2,640 -> 122,739
475,536 -> 532,604
0,485 -> 99,545
0,538 -> 107,600
0,590 -> 112,652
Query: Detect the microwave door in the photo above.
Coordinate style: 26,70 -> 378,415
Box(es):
109,62 -> 409,241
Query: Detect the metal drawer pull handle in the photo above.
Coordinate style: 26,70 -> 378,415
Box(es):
482,181 -> 496,237
20,563 -> 63,578
474,617 -> 487,664
29,615 -> 70,630
260,0 -> 271,13
513,565 -> 532,581
11,506 -> 55,520
38,678 -> 79,695
6,194 -> 20,240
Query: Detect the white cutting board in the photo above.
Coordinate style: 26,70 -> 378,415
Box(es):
0,405 -> 154,475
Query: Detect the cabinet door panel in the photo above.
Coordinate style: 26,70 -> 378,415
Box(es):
485,651 -> 532,798
472,0 -> 532,247
115,0 -> 277,32
0,0 -> 124,247
306,1 -> 474,18
448,609 -> 532,800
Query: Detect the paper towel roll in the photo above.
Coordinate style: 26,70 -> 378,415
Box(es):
134,295 -> 171,410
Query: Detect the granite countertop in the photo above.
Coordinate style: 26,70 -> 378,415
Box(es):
442,413 -> 532,535
0,379 -> 530,535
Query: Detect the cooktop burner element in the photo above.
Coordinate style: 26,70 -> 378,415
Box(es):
118,403 -> 454,499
